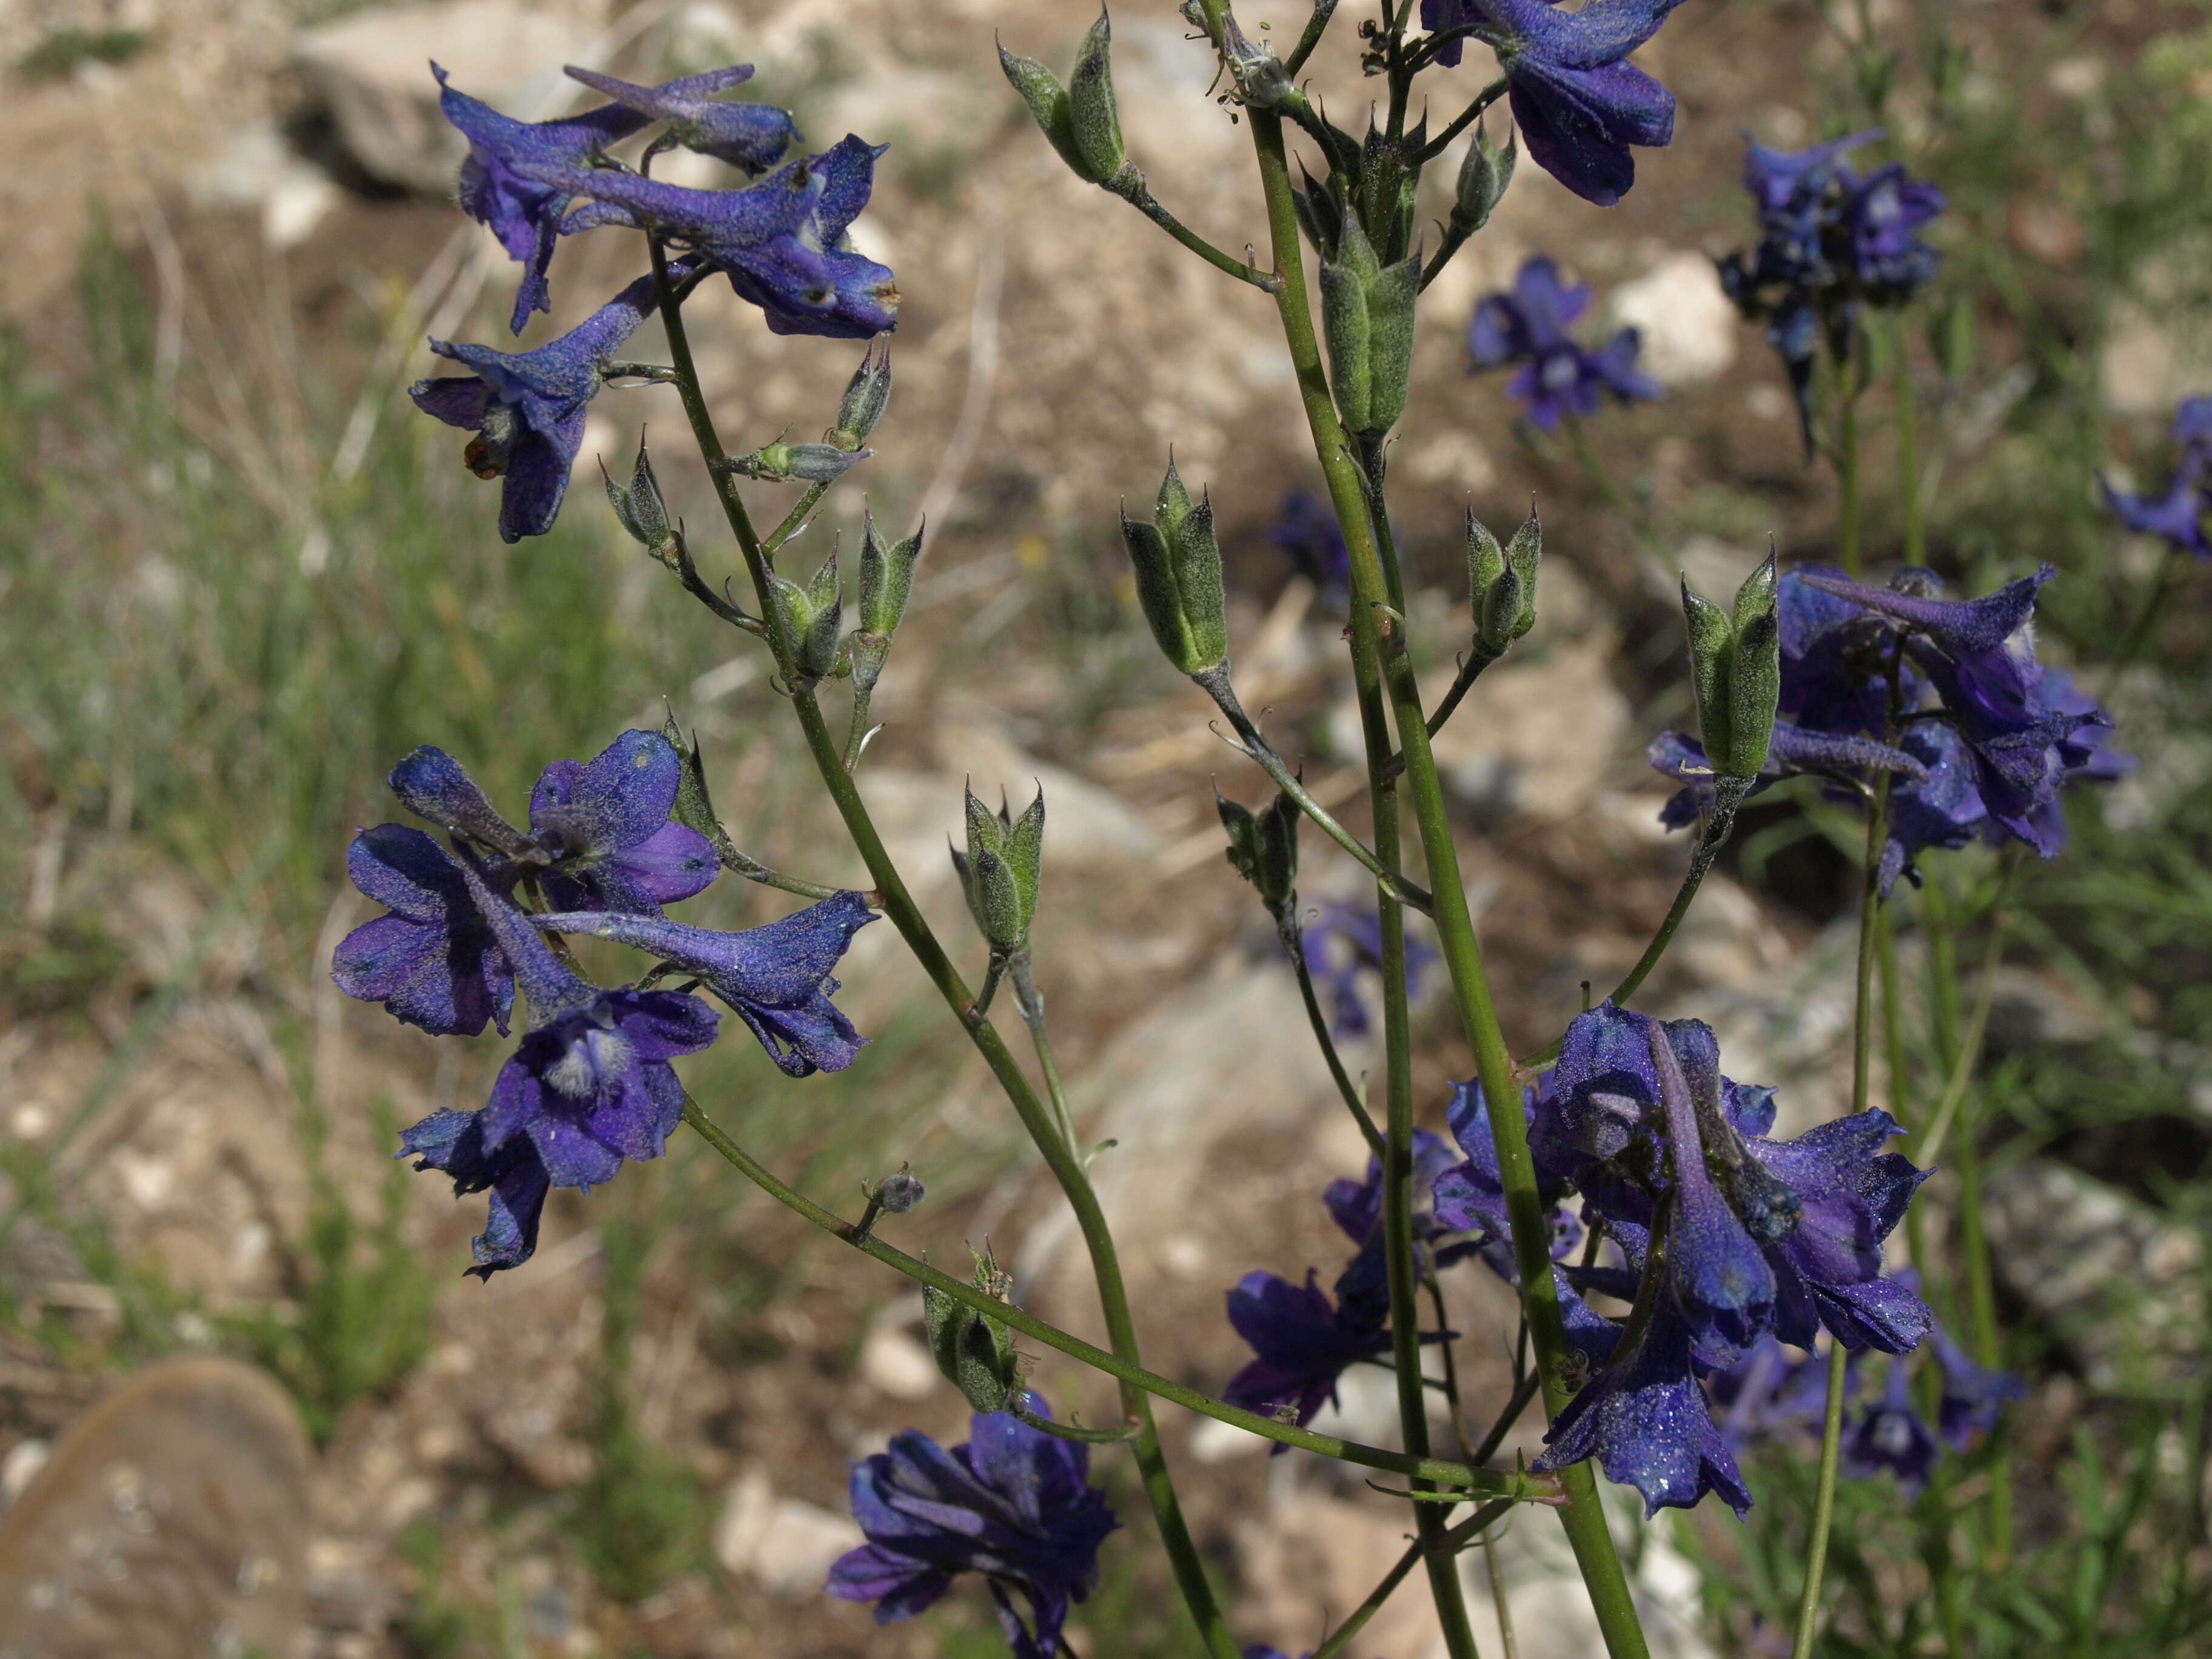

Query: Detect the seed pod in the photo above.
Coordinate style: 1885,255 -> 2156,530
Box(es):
1451,119 -> 1517,237
1066,10 -> 1126,185
832,340 -> 893,449
602,435 -> 672,554
923,1258 -> 1021,1414
1118,456 -> 1230,675
1722,551 -> 1781,779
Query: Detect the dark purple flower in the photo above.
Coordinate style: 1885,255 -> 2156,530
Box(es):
2101,468 -> 2211,558
1470,256 -> 1661,429
1875,723 -> 1985,896
1301,901 -> 1438,1039
1422,0 -> 1686,207
1221,1269 -> 1392,1430
386,731 -> 717,917
1740,1109 -> 1931,1355
531,890 -> 876,1077
1843,163 -> 1946,289
1535,1293 -> 1753,1518
1323,1128 -> 1461,1248
1708,1335 -> 1836,1451
432,62 -> 649,333
2174,394 -> 2212,460
394,860 -> 718,1275
1646,1019 -> 1776,1364
526,137 -> 898,338
333,823 -> 515,1036
826,1398 -> 1117,1659
397,1106 -> 551,1278
1928,1323 -> 2024,1447
563,63 -> 800,173
1841,1358 -> 1939,1495
1805,566 -> 2118,859
409,270 -> 669,542
523,729 -> 719,914
1720,130 -> 1942,446
1532,1005 -> 1931,1358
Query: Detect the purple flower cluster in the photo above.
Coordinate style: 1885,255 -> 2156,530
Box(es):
410,60 -> 897,541
826,1397 -> 1117,1659
2102,395 -> 2212,558
1470,256 -> 1661,431
1649,564 -> 2126,891
1718,130 -> 1945,446
1222,1004 -> 1936,1518
334,730 -> 874,1276
1301,900 -> 1440,1040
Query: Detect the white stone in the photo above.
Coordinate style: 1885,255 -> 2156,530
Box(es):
712,1467 -> 863,1594
292,2 -> 597,192
1607,251 -> 1738,386
856,1326 -> 939,1402
0,1441 -> 49,1511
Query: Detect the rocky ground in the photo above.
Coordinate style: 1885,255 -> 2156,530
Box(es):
2,1 -> 2204,1656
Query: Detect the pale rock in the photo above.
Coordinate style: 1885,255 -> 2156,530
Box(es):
0,1441 -> 49,1511
1607,250 -> 1738,386
857,1326 -> 939,1402
816,69 -> 1000,169
713,1466 -> 863,1594
292,2 -> 597,192
1422,640 -> 1630,822
1674,533 -> 1767,608
1188,1415 -> 1270,1464
1403,426 -> 1500,492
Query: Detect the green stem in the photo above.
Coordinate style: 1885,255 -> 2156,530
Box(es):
1520,777 -> 1751,1070
1567,417 -> 1665,561
1291,925 -> 1386,1158
1484,1529 -> 1523,1659
1198,666 -> 1433,912
763,479 -> 831,555
1894,318 -> 1925,567
1310,1499 -> 1522,1659
648,243 -> 1244,1659
1013,959 -> 1082,1157
1789,1342 -> 1851,1657
1421,642 -> 1502,745
1836,351 -> 1863,577
1105,168 -> 1279,292
1244,109 -> 1650,1659
679,1097 -> 1553,1493
1417,74 -> 1510,163
1472,1370 -> 1544,1468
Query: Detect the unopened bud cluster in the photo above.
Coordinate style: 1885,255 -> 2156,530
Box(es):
1119,457 -> 1228,677
1467,507 -> 1543,658
998,11 -> 1126,187
925,1245 -> 1024,1413
952,785 -> 1046,956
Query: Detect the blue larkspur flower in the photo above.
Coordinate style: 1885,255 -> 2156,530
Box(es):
1841,1356 -> 1939,1495
1470,256 -> 1661,429
1535,1291 -> 1754,1518
333,823 -> 516,1037
409,269 -> 679,541
563,63 -> 800,173
1421,0 -> 1686,207
523,136 -> 898,338
432,62 -> 651,334
397,858 -> 719,1276
386,731 -> 717,916
530,890 -> 877,1077
1301,900 -> 1438,1039
2101,466 -> 2211,558
826,1398 -> 1117,1659
1532,1005 -> 1931,1358
1719,130 -> 1943,446
1272,489 -> 1352,605
1220,1269 -> 1392,1432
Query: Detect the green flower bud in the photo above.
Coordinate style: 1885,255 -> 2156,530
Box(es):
997,39 -> 1085,178
923,1248 -> 1021,1413
1118,457 -> 1229,675
1723,551 -> 1780,779
1680,548 -> 1780,781
857,509 -> 925,640
951,784 -> 1044,953
1216,784 -> 1299,917
660,709 -> 720,842
768,546 -> 843,685
1067,9 -> 1126,185
1450,119 -> 1516,237
831,339 -> 893,450
1470,506 -> 1540,654
602,436 -> 673,555
1319,215 -> 1419,437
